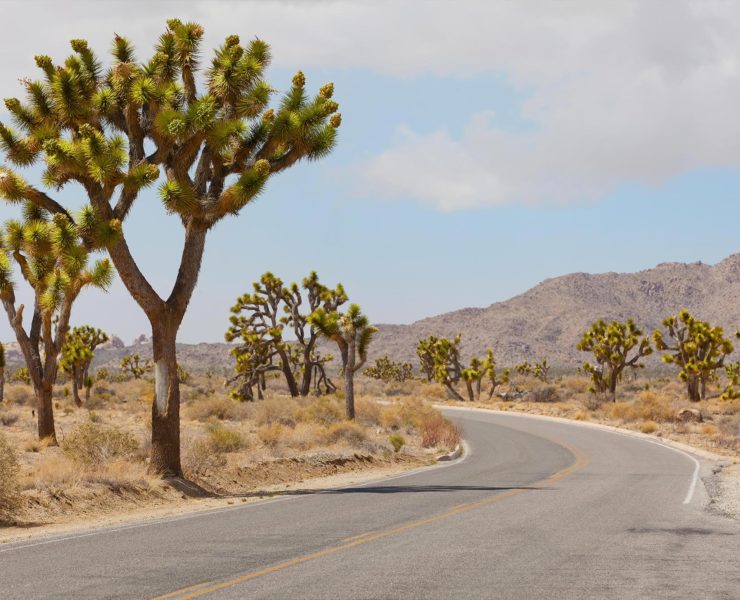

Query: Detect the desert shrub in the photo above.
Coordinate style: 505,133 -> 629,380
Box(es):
388,434 -> 405,453
293,396 -> 343,425
62,422 -> 139,465
257,423 -> 285,449
183,438 -> 227,476
528,385 -> 560,403
206,422 -> 246,453
380,398 -> 428,430
188,396 -> 250,421
325,421 -> 367,447
419,413 -> 461,449
0,411 -> 19,426
561,376 -> 590,394
10,367 -> 30,385
579,392 -> 606,411
284,423 -> 325,451
254,397 -> 291,426
609,391 -> 674,423
0,433 -> 21,520
640,421 -> 658,434
5,386 -> 34,406
355,397 -> 382,426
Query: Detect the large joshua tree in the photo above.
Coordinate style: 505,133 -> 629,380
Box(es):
0,211 -> 112,441
0,21 -> 341,474
309,304 -> 376,420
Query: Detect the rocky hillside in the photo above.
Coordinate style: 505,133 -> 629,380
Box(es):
368,253 -> 740,369
3,254 -> 739,373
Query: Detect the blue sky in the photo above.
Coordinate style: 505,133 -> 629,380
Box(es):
0,1 -> 739,343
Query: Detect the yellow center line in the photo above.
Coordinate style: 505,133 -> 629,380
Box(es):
154,438 -> 589,600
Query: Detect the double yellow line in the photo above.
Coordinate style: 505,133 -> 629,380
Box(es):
153,439 -> 588,600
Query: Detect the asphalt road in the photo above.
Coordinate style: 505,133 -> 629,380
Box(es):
1,408 -> 738,599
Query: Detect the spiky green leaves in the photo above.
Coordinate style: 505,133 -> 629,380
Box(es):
217,159 -> 270,214
1,211 -> 114,313
578,319 -> 652,396
653,310 -> 734,401
0,168 -> 29,201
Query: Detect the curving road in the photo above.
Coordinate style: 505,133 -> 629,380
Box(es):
1,408 -> 738,599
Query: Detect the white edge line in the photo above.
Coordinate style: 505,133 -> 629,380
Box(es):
0,442 -> 470,555
439,405 -> 702,505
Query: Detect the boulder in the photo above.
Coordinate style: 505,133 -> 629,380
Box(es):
676,408 -> 703,423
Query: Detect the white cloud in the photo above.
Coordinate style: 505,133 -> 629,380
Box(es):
1,1 -> 740,209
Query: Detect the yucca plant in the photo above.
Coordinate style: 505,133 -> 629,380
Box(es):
0,212 -> 112,442
0,20 -> 341,473
308,304 -> 376,420
577,319 -> 652,400
654,310 -> 734,401
60,326 -> 109,406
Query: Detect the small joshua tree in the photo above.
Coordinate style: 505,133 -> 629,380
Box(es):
60,326 -> 109,406
483,349 -> 510,400
0,20 -> 341,474
515,359 -> 551,382
654,310 -> 734,401
577,319 -> 652,400
309,304 -> 376,420
364,355 -> 414,383
722,361 -> 740,400
0,210 -> 112,441
121,353 -> 152,380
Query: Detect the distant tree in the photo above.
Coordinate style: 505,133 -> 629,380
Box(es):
653,310 -> 734,401
416,336 -> 440,383
364,355 -> 414,383
120,353 -> 152,380
515,359 -> 551,382
0,20 -> 341,474
226,271 -> 344,400
0,211 -> 112,442
309,304 -> 376,420
60,326 -> 109,406
722,361 -> 740,400
483,349 -> 510,400
577,319 -> 652,400
11,367 -> 30,385
417,335 -> 464,401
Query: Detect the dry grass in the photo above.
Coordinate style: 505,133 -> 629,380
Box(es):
187,396 -> 251,421
0,432 -> 21,521
205,422 -> 246,453
62,422 -> 140,465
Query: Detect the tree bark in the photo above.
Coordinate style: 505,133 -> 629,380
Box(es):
150,320 -> 182,476
276,346 -> 299,397
36,385 -> 56,442
687,376 -> 701,402
0,368 -> 4,403
72,370 -> 82,408
343,342 -> 355,420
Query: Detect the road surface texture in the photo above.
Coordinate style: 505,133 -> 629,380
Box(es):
1,409 -> 737,599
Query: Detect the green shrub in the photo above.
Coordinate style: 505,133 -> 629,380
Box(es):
206,422 -> 246,453
62,422 -> 139,465
388,434 -> 405,453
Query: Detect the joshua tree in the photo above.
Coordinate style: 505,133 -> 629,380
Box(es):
722,362 -> 740,400
416,335 -> 464,400
577,319 -> 652,400
0,342 -> 4,403
364,355 -> 414,384
226,271 -> 344,400
0,21 -> 341,473
654,310 -> 734,401
60,326 -> 109,406
516,359 -> 551,382
0,210 -> 112,441
483,349 -> 510,400
309,304 -> 376,420
121,353 -> 152,380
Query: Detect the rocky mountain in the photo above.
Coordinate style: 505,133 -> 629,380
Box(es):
3,254 -> 739,374
367,253 -> 740,369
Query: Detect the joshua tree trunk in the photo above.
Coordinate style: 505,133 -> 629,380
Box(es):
343,341 -> 355,420
687,376 -> 701,402
464,379 -> 474,402
276,346 -> 299,396
71,368 -> 83,407
150,320 -> 181,476
0,367 -> 4,404
444,382 -> 465,402
107,222 -> 207,477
